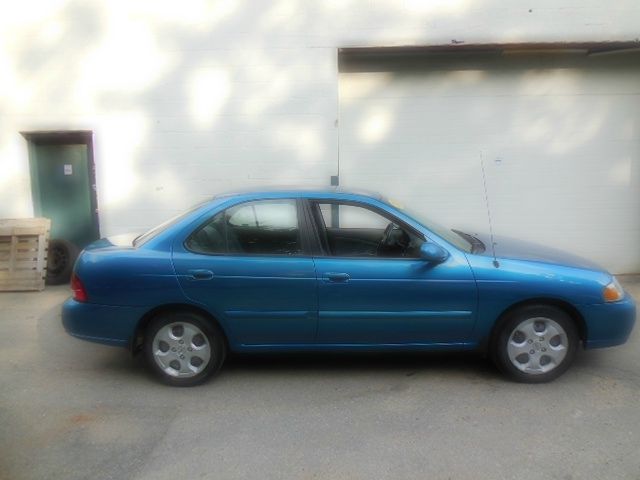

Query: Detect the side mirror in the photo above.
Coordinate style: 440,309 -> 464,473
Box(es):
419,243 -> 449,263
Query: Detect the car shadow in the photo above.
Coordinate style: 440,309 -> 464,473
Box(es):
124,347 -> 505,385
41,301 -> 499,381
42,302 -> 607,385
223,350 -> 499,380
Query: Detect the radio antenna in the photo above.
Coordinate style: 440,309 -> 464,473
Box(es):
480,152 -> 499,268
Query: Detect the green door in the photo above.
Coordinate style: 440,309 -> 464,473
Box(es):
29,143 -> 98,248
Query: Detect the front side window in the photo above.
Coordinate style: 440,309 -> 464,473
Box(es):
186,199 -> 301,256
391,203 -> 473,253
311,202 -> 423,258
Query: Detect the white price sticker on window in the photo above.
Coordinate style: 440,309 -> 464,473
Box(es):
64,164 -> 73,175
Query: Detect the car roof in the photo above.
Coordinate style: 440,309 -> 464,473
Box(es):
135,187 -> 391,250
213,186 -> 385,201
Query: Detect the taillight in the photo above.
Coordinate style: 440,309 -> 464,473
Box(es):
71,273 -> 88,302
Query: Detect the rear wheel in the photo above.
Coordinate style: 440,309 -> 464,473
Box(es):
492,305 -> 579,383
143,311 -> 226,387
46,239 -> 79,285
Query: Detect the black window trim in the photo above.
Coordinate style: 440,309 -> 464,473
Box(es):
183,198 -> 313,258
302,198 -> 428,260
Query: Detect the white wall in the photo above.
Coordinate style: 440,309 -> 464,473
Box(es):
339,54 -> 640,273
1,0 -> 639,238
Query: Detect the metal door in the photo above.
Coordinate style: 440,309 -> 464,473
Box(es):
29,142 -> 98,247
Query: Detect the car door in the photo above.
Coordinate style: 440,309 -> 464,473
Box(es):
308,200 -> 477,345
172,198 -> 318,347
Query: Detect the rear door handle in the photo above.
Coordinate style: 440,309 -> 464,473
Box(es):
325,272 -> 350,283
187,269 -> 214,280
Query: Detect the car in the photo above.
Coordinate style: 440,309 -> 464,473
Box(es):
62,188 -> 636,386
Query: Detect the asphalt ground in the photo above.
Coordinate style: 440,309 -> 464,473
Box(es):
1,276 -> 639,480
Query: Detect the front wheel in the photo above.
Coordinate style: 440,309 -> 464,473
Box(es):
143,311 -> 226,387
492,305 -> 579,383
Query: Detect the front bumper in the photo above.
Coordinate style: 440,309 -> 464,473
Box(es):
62,298 -> 147,347
579,294 -> 636,349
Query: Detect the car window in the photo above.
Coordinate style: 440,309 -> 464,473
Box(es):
313,202 -> 423,258
187,200 -> 301,256
185,211 -> 226,254
319,203 -> 389,230
134,200 -> 209,247
227,200 -> 301,255
229,201 -> 298,229
391,203 -> 473,253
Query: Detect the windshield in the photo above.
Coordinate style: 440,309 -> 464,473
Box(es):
389,202 -> 473,253
133,201 -> 208,247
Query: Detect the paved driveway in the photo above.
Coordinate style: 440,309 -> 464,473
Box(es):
1,278 -> 639,480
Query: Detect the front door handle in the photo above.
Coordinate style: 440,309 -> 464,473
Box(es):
325,272 -> 350,283
187,269 -> 214,280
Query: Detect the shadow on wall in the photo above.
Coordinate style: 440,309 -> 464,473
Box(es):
3,0 -> 486,231
337,51 -> 640,273
2,1 -> 640,273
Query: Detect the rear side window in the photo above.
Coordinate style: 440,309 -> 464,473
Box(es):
319,203 -> 389,229
186,200 -> 301,256
134,200 -> 208,247
186,211 -> 226,254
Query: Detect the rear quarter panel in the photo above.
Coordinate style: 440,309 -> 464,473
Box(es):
75,247 -> 185,307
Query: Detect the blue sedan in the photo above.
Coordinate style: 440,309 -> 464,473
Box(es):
62,189 -> 636,386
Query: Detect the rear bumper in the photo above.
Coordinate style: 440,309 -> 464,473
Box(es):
62,298 -> 146,347
580,295 -> 636,349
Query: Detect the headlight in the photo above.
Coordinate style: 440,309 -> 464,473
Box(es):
603,277 -> 625,302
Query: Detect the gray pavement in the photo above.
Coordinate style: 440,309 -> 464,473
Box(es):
1,277 -> 639,480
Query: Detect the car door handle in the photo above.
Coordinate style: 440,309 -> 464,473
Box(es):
186,269 -> 214,280
325,272 -> 350,283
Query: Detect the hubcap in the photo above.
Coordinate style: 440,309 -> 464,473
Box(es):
507,317 -> 568,375
152,322 -> 211,378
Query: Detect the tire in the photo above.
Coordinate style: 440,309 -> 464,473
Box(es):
491,304 -> 579,383
143,311 -> 226,387
46,239 -> 79,285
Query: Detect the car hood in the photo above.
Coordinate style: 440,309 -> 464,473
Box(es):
470,232 -> 605,272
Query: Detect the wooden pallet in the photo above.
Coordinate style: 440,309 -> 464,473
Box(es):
0,218 -> 51,291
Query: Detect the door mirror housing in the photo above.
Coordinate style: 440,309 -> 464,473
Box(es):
419,243 -> 449,263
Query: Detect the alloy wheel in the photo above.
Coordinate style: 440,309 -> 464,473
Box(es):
152,322 -> 212,378
506,317 -> 569,374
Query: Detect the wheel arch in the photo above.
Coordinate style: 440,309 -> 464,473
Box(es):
130,303 -> 230,354
487,298 -> 587,350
